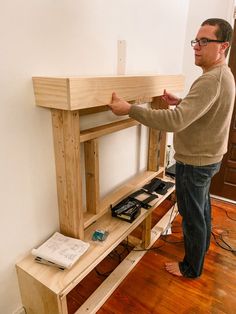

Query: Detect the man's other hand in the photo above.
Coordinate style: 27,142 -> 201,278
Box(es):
161,89 -> 182,106
108,92 -> 131,116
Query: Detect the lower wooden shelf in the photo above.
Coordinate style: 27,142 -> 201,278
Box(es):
84,168 -> 165,228
16,178 -> 175,314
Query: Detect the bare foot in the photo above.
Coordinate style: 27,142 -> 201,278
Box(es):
165,262 -> 182,277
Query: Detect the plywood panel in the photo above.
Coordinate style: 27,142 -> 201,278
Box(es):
16,266 -> 61,314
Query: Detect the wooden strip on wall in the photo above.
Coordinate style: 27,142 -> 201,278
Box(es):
32,75 -> 184,110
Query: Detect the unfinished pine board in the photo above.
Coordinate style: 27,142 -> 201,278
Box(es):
51,109 -> 84,239
148,127 -> 161,171
83,168 -> 165,228
16,266 -> 62,314
147,96 -> 162,171
78,97 -> 154,116
147,96 -> 168,172
84,139 -> 100,215
74,205 -> 178,314
141,212 -> 152,248
80,118 -> 140,143
32,75 -> 184,110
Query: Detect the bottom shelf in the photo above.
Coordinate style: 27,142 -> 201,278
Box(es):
73,202 -> 178,314
16,177 -> 175,314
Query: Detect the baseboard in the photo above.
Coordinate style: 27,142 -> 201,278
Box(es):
210,194 -> 236,205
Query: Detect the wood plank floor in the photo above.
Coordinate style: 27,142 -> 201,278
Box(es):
68,198 -> 236,314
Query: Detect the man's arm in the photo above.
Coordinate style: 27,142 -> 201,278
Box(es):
108,90 -> 181,116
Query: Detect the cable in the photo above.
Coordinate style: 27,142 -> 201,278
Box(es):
161,202 -> 178,236
95,240 -> 133,277
95,203 -> 180,275
161,235 -> 184,244
213,204 -> 236,221
133,242 -> 166,252
224,208 -> 236,221
133,203 -> 183,250
211,227 -> 236,255
210,202 -> 236,255
171,221 -> 182,234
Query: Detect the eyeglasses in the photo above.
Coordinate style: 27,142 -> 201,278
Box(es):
191,38 -> 225,47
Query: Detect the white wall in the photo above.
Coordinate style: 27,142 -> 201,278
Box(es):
183,0 -> 235,92
0,1 -> 234,313
166,0 -> 235,159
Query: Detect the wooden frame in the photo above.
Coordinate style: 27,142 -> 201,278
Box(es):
16,74 -> 184,314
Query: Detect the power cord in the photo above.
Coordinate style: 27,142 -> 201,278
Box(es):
213,204 -> 236,221
210,203 -> 236,255
95,239 -> 133,277
211,227 -> 236,255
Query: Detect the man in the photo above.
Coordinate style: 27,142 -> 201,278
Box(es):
108,18 -> 235,278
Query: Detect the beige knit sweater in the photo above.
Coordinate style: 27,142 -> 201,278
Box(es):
129,64 -> 235,166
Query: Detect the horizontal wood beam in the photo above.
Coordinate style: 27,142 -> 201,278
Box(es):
80,118 -> 140,143
32,74 -> 184,110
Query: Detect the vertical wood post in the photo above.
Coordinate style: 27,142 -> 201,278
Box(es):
147,96 -> 168,174
144,96 -> 169,245
84,139 -> 100,214
141,213 -> 152,248
51,109 -> 84,239
147,97 -> 161,171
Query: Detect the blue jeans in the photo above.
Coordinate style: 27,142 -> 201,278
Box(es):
175,161 -> 221,278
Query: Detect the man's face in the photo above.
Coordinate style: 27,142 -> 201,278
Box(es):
193,24 -> 227,70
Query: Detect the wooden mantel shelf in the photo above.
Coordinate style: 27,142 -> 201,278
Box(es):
32,74 -> 184,110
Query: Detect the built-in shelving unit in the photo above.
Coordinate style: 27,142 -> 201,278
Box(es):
16,74 -> 184,314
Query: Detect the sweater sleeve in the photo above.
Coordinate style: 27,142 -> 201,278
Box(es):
129,74 -> 220,132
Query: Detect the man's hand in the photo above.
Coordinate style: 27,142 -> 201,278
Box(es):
108,92 -> 131,116
161,89 -> 182,106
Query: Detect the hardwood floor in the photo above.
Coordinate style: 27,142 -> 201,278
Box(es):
67,198 -> 236,314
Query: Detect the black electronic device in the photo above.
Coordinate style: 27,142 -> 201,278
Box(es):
111,198 -> 141,222
143,178 -> 163,193
143,178 -> 174,195
129,189 -> 158,208
166,163 -> 176,178
111,187 -> 159,222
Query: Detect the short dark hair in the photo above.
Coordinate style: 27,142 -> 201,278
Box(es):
201,18 -> 233,56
